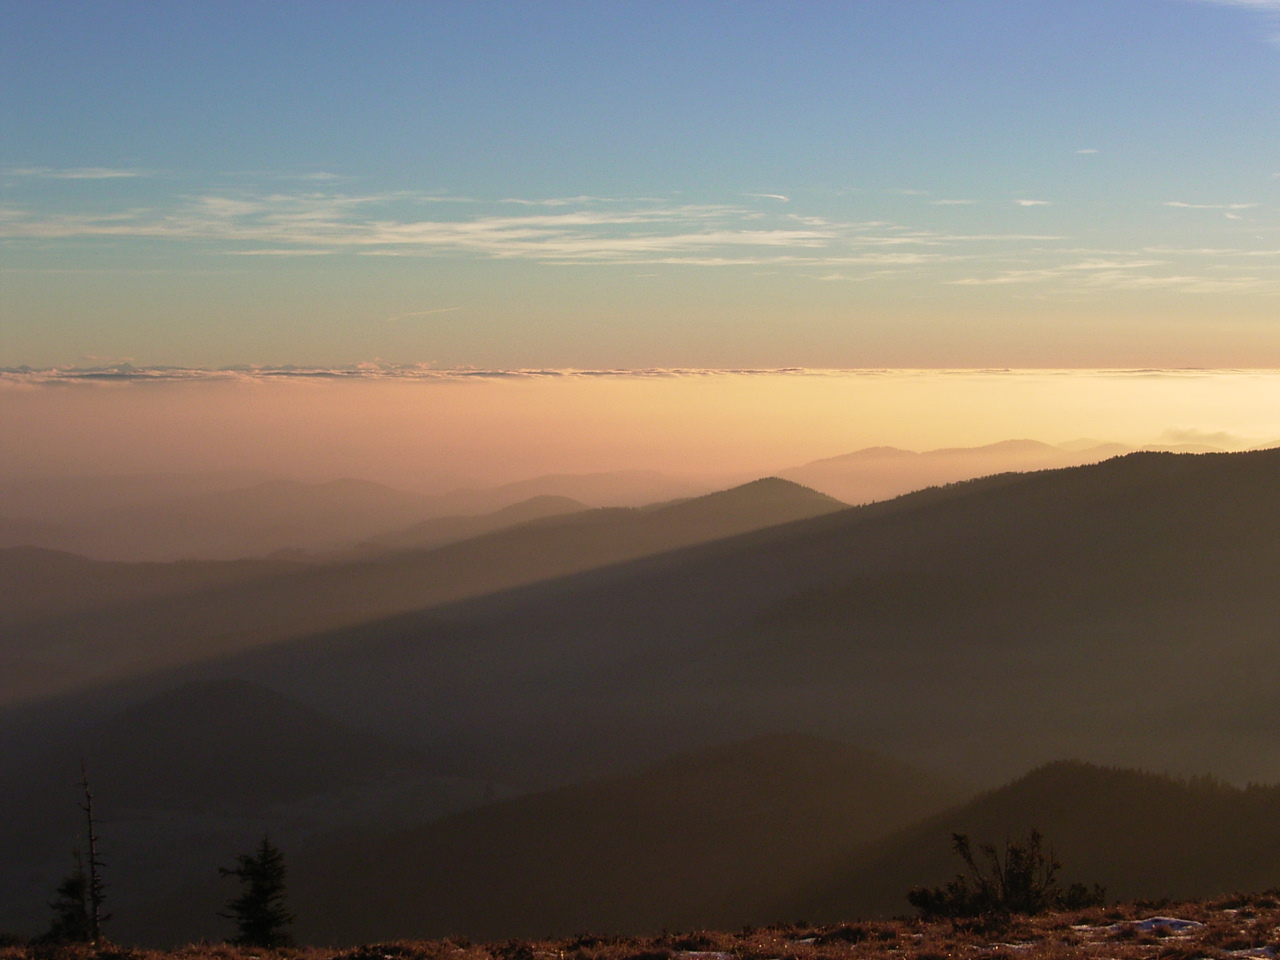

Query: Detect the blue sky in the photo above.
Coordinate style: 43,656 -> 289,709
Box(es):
5,0 -> 1280,368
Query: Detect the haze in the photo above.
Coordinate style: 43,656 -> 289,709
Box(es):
3,369 -> 1277,491
10,0 -> 1280,949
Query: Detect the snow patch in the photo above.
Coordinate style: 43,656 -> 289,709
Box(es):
1115,917 -> 1206,934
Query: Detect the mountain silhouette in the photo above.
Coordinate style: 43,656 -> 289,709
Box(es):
364,495 -> 589,553
0,546 -> 304,630
131,734 -> 961,945
8,449 -> 1280,940
0,470 -> 711,562
778,439 -> 1128,504
792,760 -> 1280,921
0,471 -> 270,524
40,478 -> 444,561
114,446 -> 1280,788
0,478 -> 846,704
416,469 -> 711,515
0,678 -> 428,837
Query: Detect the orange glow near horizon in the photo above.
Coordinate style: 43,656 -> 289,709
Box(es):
3,370 -> 1279,491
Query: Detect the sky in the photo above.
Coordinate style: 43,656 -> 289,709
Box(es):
5,0 -> 1280,371
3,370 -> 1278,489
5,2 -> 1280,487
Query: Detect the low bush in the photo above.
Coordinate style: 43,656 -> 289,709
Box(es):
907,830 -> 1106,920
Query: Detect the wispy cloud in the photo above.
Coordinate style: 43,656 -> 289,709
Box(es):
0,190 -> 1064,269
1165,200 -> 1258,209
5,184 -> 1279,293
6,166 -> 152,179
497,195 -> 612,206
952,256 -> 1274,292
746,193 -> 790,202
223,248 -> 333,256
1075,148 -> 1099,154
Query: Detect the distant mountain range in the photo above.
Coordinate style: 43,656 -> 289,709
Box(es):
0,470 -> 712,562
4,440 -> 1234,562
10,448 -> 1280,777
76,445 -> 1274,789
417,469 -> 713,516
360,494 -> 589,554
5,446 -> 1280,943
777,438 -> 1226,505
0,471 -> 272,521
0,478 -> 846,704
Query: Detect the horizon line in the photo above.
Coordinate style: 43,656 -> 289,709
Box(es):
6,364 -> 1280,385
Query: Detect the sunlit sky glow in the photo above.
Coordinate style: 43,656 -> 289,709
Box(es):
3,370 -> 1278,490
6,1 -> 1280,369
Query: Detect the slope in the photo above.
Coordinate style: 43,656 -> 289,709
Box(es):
0,478 -> 847,704
44,478 -> 444,561
0,679 -> 446,938
793,760 -> 1280,921
365,495 -> 589,553
418,469 -> 712,514
0,546 -> 305,630
134,734 -> 962,945
147,447 -> 1280,788
0,471 -> 706,562
778,440 -> 1125,505
0,678 -> 428,844
11,450 -> 1280,940
0,471 -> 271,522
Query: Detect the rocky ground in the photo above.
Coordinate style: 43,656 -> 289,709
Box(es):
7,894 -> 1280,960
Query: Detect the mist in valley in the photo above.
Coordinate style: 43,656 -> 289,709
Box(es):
10,0 -> 1280,945
3,372 -> 1280,942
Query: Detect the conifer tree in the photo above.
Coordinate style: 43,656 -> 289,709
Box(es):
43,850 -> 91,943
79,763 -> 108,943
219,836 -> 295,947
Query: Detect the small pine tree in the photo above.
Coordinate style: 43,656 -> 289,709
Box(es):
219,836 -> 295,947
43,850 -> 92,943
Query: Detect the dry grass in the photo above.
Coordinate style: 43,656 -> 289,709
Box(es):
6,895 -> 1280,960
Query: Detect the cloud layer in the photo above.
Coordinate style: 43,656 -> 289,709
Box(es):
4,178 -> 1280,295
5,364 -> 1278,387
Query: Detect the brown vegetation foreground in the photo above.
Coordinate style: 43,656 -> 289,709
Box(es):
7,895 -> 1280,960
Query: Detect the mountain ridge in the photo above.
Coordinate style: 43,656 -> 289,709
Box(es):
164,447 -> 1280,786
0,477 -> 847,707
127,732 -> 962,945
792,759 -> 1280,921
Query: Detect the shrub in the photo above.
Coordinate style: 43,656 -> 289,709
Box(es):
907,830 -> 1105,920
